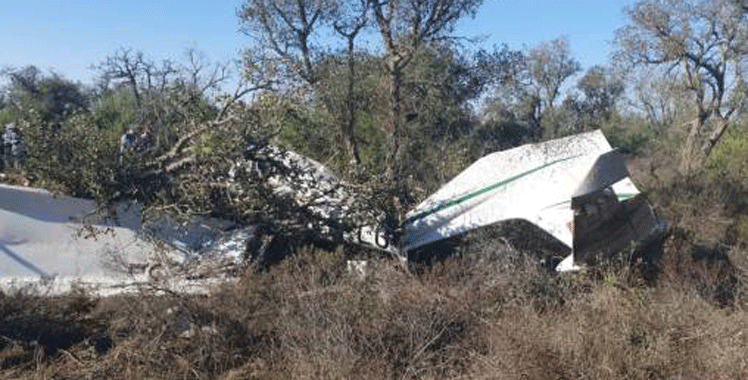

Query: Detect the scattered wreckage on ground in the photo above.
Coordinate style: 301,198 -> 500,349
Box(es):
0,130 -> 667,295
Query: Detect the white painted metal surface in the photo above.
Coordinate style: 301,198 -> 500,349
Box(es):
0,184 -> 153,278
400,130 -> 641,259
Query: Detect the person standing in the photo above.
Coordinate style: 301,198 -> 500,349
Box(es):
0,129 -> 4,171
119,126 -> 141,164
2,123 -> 25,170
139,126 -> 154,152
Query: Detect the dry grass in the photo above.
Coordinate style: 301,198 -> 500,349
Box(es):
1,241 -> 747,379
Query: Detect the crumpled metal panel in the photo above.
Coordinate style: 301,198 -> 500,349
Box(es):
572,192 -> 662,264
400,130 -> 664,270
401,130 -> 633,252
0,183 -> 149,278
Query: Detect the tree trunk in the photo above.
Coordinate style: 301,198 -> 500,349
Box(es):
344,37 -> 361,166
386,65 -> 404,181
680,116 -> 705,174
701,116 -> 730,159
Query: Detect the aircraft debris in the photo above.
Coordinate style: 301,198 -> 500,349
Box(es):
0,130 -> 666,295
400,130 -> 666,271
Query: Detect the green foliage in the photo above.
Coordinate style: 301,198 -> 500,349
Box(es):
468,119 -> 533,158
353,110 -> 389,174
0,53 -> 234,212
705,124 -> 748,186
91,87 -> 139,133
0,68 -> 124,198
0,108 -> 13,127
527,37 -> 581,113
277,103 -> 337,164
22,112 -> 122,199
577,65 -> 624,120
2,66 -> 89,126
615,0 -> 748,171
602,118 -> 656,155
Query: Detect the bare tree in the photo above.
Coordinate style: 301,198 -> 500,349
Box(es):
484,38 -> 580,140
93,48 -> 177,110
525,37 -> 581,138
615,0 -> 748,173
238,0 -> 339,85
333,0 -> 368,165
368,0 -> 484,181
528,37 -> 581,113
627,67 -> 682,132
577,66 -> 625,120
3,65 -> 41,96
181,48 -> 231,99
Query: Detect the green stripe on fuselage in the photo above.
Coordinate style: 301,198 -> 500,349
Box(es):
403,155 -> 581,226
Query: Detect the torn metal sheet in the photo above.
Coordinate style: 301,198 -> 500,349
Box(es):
0,184 -> 152,278
229,144 -> 394,253
572,191 -> 662,265
0,183 -> 248,296
0,183 -> 166,295
400,130 -> 662,270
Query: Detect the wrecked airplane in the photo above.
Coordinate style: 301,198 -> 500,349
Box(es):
399,130 -> 666,271
0,130 -> 665,295
225,129 -> 666,271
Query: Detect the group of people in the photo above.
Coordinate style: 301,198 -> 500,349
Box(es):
0,122 -> 159,171
1,123 -> 25,171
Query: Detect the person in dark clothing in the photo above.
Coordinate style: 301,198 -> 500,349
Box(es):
139,127 -> 155,152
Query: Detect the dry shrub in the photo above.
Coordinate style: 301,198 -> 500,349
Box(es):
0,287 -> 111,378
629,154 -> 748,307
3,243 -> 748,379
227,250 -> 483,379
465,265 -> 748,379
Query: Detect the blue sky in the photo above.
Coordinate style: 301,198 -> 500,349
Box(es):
1,0 -> 634,85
